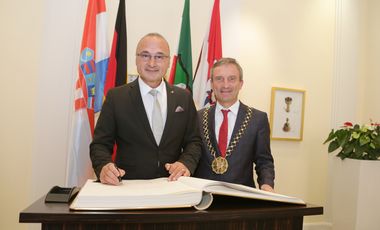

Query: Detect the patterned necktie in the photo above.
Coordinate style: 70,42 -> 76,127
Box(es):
218,109 -> 230,157
149,89 -> 163,144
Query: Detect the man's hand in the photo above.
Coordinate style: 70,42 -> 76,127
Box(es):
165,162 -> 190,181
260,184 -> 274,192
99,162 -> 125,185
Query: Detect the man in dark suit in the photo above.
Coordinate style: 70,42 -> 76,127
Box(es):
90,33 -> 201,185
194,57 -> 275,192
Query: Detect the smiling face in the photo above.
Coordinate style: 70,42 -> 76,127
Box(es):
135,34 -> 170,88
211,63 -> 243,108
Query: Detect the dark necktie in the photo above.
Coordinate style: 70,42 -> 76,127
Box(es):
218,109 -> 230,157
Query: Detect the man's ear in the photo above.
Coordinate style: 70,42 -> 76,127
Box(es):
239,80 -> 244,89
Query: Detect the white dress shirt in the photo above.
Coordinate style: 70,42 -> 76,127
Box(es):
138,78 -> 167,129
214,101 -> 240,145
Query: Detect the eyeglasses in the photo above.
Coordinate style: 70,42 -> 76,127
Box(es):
136,53 -> 169,63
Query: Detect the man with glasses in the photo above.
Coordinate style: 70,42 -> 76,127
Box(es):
90,33 -> 201,185
194,58 -> 275,192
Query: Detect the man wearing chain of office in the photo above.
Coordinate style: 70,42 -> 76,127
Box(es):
194,57 -> 275,192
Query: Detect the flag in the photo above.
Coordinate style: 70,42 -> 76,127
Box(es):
192,0 -> 222,109
104,0 -> 127,96
104,0 -> 127,161
168,0 -> 193,91
66,0 -> 109,187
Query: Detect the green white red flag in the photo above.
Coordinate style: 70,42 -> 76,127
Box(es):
168,0 -> 193,91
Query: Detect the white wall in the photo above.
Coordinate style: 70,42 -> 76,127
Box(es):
362,0 -> 380,122
1,0 -> 378,229
327,0 -> 380,229
238,1 -> 334,225
0,1 -> 42,230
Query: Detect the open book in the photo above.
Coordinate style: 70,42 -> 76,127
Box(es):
70,177 -> 305,211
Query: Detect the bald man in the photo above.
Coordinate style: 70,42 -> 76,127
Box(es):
90,33 -> 201,185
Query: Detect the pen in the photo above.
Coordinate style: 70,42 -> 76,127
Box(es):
114,163 -> 122,182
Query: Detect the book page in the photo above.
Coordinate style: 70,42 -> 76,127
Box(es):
205,185 -> 304,204
178,176 -> 222,189
70,178 -> 203,210
179,177 -> 305,205
79,178 -> 197,196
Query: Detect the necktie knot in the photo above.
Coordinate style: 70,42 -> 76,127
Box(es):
222,109 -> 230,117
149,89 -> 158,97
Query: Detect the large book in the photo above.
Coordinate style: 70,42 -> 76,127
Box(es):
70,177 -> 305,210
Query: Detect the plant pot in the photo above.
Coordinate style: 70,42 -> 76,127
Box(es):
327,156 -> 380,230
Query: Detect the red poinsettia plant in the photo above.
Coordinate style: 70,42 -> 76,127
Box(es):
324,121 -> 380,160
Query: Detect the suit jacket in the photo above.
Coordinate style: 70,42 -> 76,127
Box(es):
90,79 -> 202,179
194,102 -> 275,188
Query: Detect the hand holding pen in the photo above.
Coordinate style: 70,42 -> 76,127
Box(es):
99,162 -> 125,185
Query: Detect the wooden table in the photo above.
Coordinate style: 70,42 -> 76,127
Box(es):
19,195 -> 323,230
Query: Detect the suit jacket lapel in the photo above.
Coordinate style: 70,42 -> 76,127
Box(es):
230,103 -> 247,143
226,102 -> 253,155
160,82 -> 176,145
208,106 -> 220,155
128,79 -> 156,144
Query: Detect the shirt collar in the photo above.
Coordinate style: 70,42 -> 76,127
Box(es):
138,77 -> 166,96
216,100 -> 240,116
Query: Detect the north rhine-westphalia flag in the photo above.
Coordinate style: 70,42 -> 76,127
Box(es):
104,0 -> 127,161
168,0 -> 193,91
192,0 -> 222,109
66,0 -> 109,187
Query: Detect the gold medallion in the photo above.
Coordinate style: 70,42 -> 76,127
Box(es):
211,156 -> 229,174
